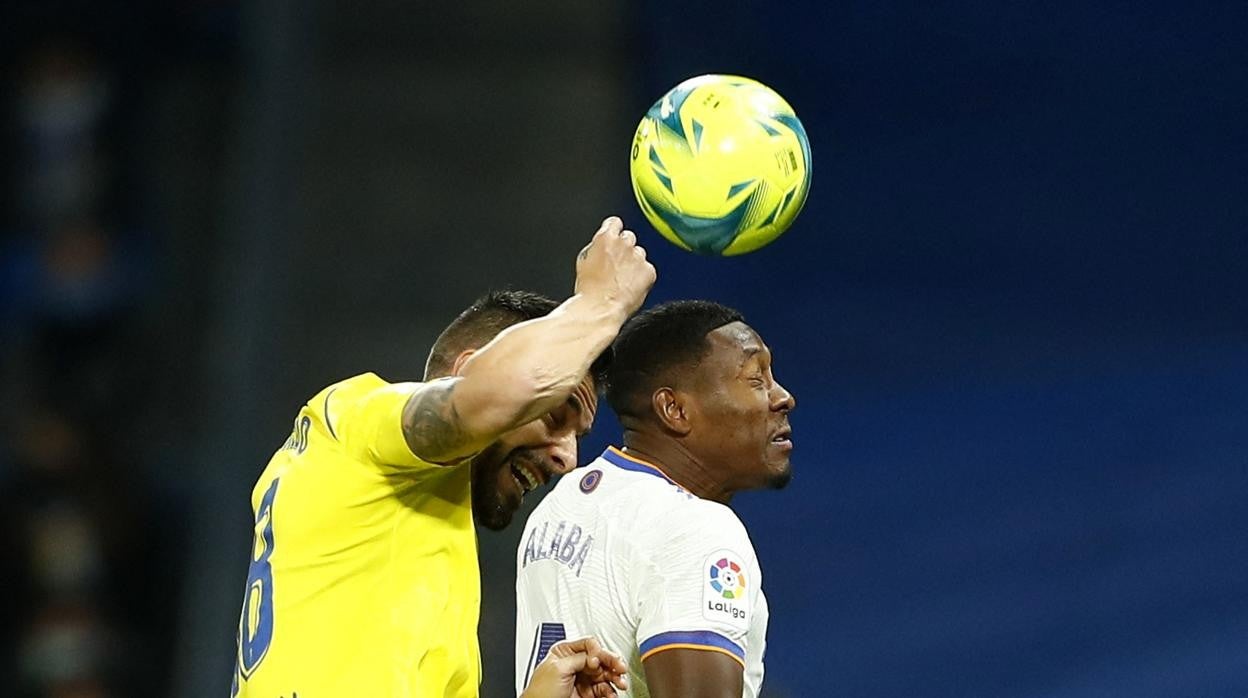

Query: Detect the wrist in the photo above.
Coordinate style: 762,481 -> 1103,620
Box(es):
571,291 -> 631,328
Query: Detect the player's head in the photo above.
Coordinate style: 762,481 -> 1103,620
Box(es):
426,290 -> 610,530
606,300 -> 795,493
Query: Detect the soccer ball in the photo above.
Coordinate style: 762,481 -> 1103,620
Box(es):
629,75 -> 812,256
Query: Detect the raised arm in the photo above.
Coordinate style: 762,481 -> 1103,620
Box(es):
403,217 -> 655,464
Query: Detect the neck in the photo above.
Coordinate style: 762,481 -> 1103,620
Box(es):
620,428 -> 735,505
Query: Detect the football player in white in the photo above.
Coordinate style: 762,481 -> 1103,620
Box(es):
515,300 -> 796,697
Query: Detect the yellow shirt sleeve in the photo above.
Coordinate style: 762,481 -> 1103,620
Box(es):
333,377 -> 451,470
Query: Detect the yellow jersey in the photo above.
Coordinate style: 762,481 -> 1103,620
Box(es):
232,373 -> 481,698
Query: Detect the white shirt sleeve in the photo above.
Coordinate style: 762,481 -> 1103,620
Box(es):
632,500 -> 760,668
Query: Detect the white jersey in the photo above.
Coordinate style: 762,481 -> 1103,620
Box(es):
515,447 -> 768,697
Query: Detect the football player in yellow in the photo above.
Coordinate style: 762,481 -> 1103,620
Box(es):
231,217 -> 653,698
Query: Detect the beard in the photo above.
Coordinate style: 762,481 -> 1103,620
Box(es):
473,485 -> 513,530
470,447 -> 516,531
765,462 -> 793,490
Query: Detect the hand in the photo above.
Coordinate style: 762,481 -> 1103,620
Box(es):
574,216 -> 657,319
521,636 -> 630,698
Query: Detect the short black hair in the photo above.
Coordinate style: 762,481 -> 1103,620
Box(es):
605,300 -> 744,422
425,289 -> 612,388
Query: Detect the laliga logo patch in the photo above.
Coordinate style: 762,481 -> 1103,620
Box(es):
702,549 -> 749,629
709,557 -> 746,599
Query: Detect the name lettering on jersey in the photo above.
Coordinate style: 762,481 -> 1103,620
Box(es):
522,520 -> 594,577
702,549 -> 750,631
282,415 -> 311,454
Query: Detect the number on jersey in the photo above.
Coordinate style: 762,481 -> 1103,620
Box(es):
522,622 -> 568,689
233,477 -> 281,692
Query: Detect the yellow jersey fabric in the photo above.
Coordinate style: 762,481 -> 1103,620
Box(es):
232,373 -> 481,698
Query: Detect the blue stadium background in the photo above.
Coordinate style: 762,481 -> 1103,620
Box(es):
620,2 -> 1248,695
0,2 -> 1244,697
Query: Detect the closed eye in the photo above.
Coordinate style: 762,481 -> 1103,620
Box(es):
567,395 -> 595,438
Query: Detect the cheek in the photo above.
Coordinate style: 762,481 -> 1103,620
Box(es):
701,393 -> 769,441
739,398 -> 775,446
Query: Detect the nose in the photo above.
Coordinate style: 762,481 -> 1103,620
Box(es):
771,381 -> 796,413
545,432 -> 578,476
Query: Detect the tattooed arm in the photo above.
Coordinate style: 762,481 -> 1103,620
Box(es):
400,217 -> 655,464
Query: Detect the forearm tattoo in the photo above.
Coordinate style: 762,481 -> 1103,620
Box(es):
402,381 -> 468,460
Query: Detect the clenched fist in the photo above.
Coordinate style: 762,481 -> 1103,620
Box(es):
575,217 -> 657,319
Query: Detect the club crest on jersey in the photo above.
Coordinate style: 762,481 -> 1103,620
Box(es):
579,469 -> 603,494
702,549 -> 749,629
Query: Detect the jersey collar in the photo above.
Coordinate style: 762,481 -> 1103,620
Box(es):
601,446 -> 681,486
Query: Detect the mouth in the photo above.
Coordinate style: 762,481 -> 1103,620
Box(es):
770,425 -> 794,450
508,456 -> 545,497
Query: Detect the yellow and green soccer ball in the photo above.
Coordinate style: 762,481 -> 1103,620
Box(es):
629,75 -> 812,256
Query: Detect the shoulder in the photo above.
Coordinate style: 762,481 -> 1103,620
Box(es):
656,497 -> 755,558
542,454 -> 756,555
551,456 -> 694,515
312,373 -> 449,470
309,372 -> 391,417
618,481 -> 756,566
320,372 -> 426,407
314,372 -> 391,400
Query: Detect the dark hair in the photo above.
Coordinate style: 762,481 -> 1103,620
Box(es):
605,300 -> 744,421
425,289 -> 611,388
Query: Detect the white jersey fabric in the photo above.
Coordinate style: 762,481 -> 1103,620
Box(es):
515,447 -> 768,697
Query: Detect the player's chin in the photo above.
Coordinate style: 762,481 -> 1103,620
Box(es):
764,457 -> 793,490
475,505 -> 514,531
473,490 -> 518,531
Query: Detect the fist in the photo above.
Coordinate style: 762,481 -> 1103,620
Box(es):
521,637 -> 629,698
575,217 -> 657,318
